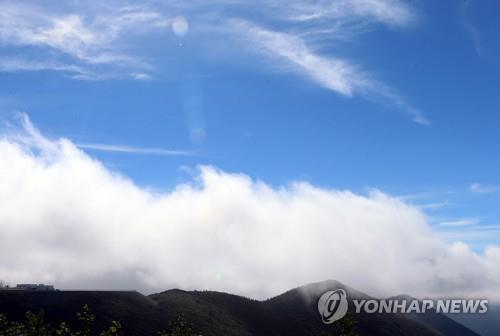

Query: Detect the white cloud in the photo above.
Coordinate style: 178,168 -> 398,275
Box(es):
470,183 -> 500,194
0,116 -> 498,300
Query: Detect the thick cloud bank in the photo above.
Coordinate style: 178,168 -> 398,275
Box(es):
0,116 -> 499,300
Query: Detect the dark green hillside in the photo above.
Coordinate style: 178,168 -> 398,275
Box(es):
0,291 -> 168,335
151,289 -> 256,335
388,295 -> 480,336
262,281 -> 443,336
448,304 -> 500,336
0,281 -> 482,336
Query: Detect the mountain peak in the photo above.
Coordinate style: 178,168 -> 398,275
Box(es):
273,280 -> 370,302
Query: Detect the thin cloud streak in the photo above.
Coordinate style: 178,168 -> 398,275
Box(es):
77,143 -> 196,156
416,200 -> 451,210
470,183 -> 500,194
439,218 -> 480,227
0,58 -> 84,74
0,57 -> 153,81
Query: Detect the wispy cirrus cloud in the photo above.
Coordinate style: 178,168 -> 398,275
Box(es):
230,0 -> 427,124
234,21 -> 362,96
232,20 -> 428,125
275,0 -> 416,26
185,0 -> 415,27
0,1 -> 168,79
0,0 -> 426,122
197,0 -> 427,124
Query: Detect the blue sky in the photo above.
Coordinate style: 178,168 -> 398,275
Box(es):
0,0 -> 500,294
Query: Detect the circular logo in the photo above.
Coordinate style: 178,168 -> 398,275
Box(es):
317,289 -> 349,324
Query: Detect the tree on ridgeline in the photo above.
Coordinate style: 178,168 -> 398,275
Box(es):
318,311 -> 358,336
336,311 -> 358,336
157,315 -> 194,336
0,305 -> 123,336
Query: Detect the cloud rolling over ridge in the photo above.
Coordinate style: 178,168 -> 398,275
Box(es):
0,116 -> 498,300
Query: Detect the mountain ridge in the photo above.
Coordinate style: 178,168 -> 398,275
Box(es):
0,280 -> 482,336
